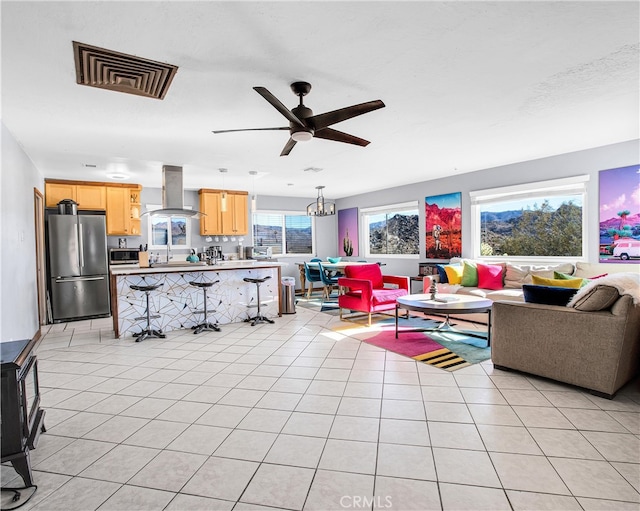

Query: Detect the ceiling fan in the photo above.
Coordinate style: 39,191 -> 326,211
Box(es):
212,82 -> 385,156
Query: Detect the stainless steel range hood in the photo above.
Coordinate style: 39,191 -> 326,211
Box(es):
144,165 -> 204,217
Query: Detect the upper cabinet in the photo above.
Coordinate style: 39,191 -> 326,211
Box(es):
199,189 -> 249,235
45,180 -> 141,235
45,181 -> 106,210
222,192 -> 248,235
105,186 -> 142,236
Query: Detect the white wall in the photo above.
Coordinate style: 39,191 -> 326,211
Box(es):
1,122 -> 44,341
336,139 -> 640,278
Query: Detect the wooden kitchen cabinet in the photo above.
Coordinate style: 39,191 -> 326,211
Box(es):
199,190 -> 223,235
76,185 -> 106,210
222,192 -> 248,235
45,182 -> 77,207
199,189 -> 248,235
45,181 -> 106,210
106,186 -> 142,235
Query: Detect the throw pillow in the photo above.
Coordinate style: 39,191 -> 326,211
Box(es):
568,285 -> 620,311
553,271 -> 588,287
523,284 -> 578,306
436,264 -> 449,284
443,264 -> 464,285
460,261 -> 479,287
477,263 -> 504,290
531,275 -> 583,289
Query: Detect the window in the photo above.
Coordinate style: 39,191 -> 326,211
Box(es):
146,205 -> 192,249
470,176 -> 589,260
361,202 -> 419,257
252,211 -> 314,255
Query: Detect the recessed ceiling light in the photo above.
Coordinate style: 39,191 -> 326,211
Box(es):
303,167 -> 323,173
83,163 -> 97,168
107,173 -> 129,180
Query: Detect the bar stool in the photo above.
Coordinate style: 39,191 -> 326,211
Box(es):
189,279 -> 221,334
130,283 -> 166,342
243,275 -> 275,326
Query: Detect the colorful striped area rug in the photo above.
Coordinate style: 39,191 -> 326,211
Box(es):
362,330 -> 473,371
329,315 -> 490,371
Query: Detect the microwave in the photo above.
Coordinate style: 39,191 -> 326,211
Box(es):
109,248 -> 140,265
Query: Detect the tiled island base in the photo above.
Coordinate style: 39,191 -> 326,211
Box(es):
110,265 -> 281,338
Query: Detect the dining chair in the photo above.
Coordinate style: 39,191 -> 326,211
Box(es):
304,262 -> 323,298
317,261 -> 340,300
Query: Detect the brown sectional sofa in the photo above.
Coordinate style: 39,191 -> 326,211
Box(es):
422,260 -> 639,397
491,284 -> 640,398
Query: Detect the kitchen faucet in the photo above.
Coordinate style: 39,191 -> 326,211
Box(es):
166,244 -> 172,263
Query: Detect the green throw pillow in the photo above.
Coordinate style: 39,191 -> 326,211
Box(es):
460,261 -> 479,287
553,271 -> 587,287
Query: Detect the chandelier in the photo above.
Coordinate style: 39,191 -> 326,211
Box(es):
307,186 -> 335,216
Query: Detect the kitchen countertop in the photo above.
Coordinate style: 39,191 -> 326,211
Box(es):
110,260 -> 285,275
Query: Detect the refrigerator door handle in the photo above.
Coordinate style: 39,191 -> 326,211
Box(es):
78,222 -> 85,268
55,276 -> 105,283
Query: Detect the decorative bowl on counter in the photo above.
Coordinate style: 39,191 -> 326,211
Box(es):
327,257 -> 342,263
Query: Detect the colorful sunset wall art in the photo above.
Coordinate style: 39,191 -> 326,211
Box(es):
338,207 -> 359,257
599,164 -> 640,263
425,192 -> 462,259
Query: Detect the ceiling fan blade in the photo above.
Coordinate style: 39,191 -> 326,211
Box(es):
280,137 -> 297,156
212,127 -> 289,134
309,100 -> 385,130
314,127 -> 370,147
254,87 -> 305,127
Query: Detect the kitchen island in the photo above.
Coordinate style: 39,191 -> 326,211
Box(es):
109,261 -> 283,338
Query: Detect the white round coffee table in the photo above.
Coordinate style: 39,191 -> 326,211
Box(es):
395,293 -> 493,345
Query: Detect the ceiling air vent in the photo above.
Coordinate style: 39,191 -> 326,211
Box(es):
72,41 -> 178,100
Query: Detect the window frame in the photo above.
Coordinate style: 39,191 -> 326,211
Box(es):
146,204 -> 193,250
360,201 -> 420,259
469,175 -> 589,262
251,209 -> 316,257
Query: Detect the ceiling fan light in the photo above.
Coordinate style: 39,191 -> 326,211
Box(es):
291,131 -> 313,142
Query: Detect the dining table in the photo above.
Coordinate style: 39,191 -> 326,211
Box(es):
295,260 -> 371,295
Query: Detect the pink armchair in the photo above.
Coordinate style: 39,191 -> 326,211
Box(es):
338,264 -> 410,325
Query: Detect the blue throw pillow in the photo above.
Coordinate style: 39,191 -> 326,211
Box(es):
436,264 -> 449,283
522,284 -> 578,306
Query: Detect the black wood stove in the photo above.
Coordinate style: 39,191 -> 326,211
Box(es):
1,338 -> 46,489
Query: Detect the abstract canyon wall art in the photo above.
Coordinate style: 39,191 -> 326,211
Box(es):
425,192 -> 462,259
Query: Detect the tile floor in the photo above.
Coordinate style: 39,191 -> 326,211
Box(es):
2,307 -> 639,511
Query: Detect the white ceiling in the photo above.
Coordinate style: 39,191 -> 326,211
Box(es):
2,1 -> 638,200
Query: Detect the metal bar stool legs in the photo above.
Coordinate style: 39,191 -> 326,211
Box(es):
130,284 -> 166,342
189,280 -> 221,334
243,276 -> 275,326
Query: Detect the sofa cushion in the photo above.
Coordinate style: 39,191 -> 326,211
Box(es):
574,261 -> 632,278
505,263 -> 530,289
444,265 -> 464,285
531,275 -> 584,289
345,263 -> 383,289
522,284 -> 578,306
461,261 -> 479,287
371,288 -> 407,306
477,263 -> 504,290
568,285 -> 620,311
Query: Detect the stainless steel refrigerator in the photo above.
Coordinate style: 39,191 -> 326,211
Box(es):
48,214 -> 110,322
